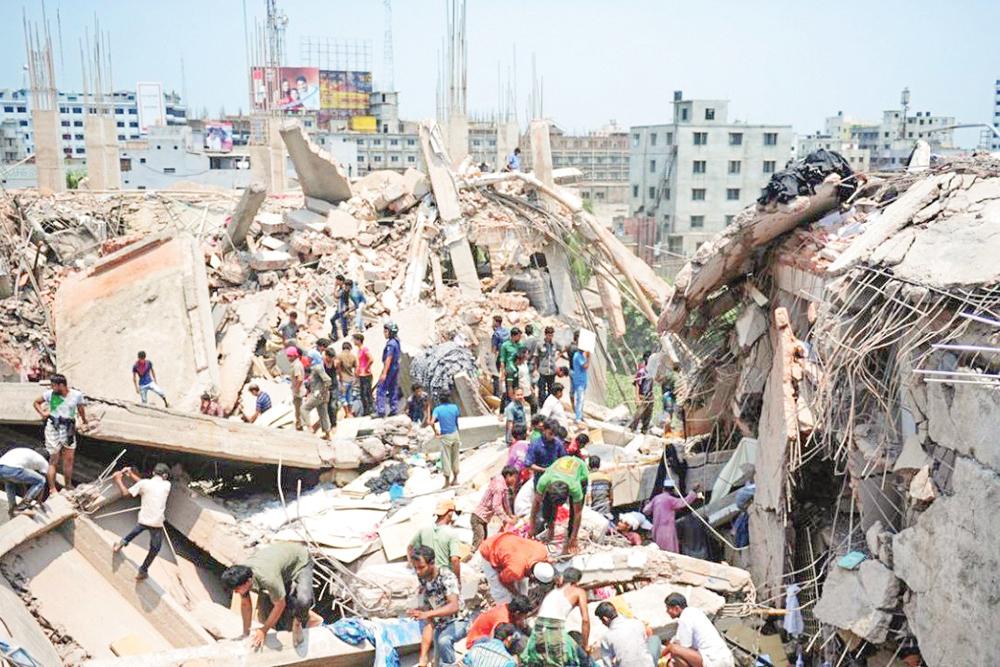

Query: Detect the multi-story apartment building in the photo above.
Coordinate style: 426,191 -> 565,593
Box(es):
0,88 -> 187,162
992,79 -> 1000,151
628,92 -> 793,257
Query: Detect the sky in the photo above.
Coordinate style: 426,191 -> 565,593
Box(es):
4,0 -> 999,145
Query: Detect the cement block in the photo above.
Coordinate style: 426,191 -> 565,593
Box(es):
327,209 -> 360,239
280,121 -> 353,204
284,207 -> 328,233
249,250 -> 293,271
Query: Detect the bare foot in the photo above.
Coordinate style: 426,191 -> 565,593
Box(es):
113,540 -> 125,553
292,618 -> 304,646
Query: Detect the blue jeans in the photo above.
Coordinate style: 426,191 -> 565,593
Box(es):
122,523 -> 163,574
353,303 -> 364,331
573,384 -> 586,421
331,310 -> 349,339
0,465 -> 46,510
430,618 -> 469,666
341,381 -> 354,407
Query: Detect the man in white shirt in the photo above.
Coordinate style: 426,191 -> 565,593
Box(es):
538,383 -> 568,427
596,601 -> 659,667
112,463 -> 172,581
32,373 -> 88,494
663,593 -> 735,667
0,448 -> 49,517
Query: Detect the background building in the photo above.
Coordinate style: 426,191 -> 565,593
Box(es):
628,91 -> 793,262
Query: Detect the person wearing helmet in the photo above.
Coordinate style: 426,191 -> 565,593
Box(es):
376,322 -> 402,417
112,463 -> 172,581
286,346 -> 306,430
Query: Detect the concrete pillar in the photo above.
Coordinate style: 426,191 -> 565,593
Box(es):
446,113 -> 469,167
250,117 -> 286,193
495,119 -> 520,171
446,235 -> 481,299
84,115 -> 121,190
226,181 -> 267,248
543,241 -> 577,317
32,108 -> 65,193
530,119 -> 553,188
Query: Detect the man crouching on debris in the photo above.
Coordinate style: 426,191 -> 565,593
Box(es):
112,463 -> 171,581
221,543 -> 322,649
33,373 -> 88,494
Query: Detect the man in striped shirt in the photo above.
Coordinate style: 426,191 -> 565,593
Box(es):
470,466 -> 519,549
244,384 -> 272,424
464,623 -> 520,667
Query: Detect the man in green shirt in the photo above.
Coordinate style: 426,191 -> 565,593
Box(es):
532,455 -> 589,555
498,327 -> 524,411
221,543 -> 321,648
407,499 -> 463,581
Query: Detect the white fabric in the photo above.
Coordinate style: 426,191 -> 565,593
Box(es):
783,583 -> 805,636
539,394 -> 568,424
480,557 -> 525,605
43,389 -> 85,419
602,616 -> 655,667
619,511 -> 652,531
0,448 -> 49,474
517,362 -> 533,396
537,587 -> 573,620
513,477 -> 534,517
675,607 -> 734,667
129,476 -> 171,528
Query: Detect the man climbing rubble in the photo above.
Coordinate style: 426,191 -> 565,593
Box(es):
408,499 -> 463,580
532,455 -> 588,555
221,542 -> 322,649
629,351 -> 655,434
244,383 -> 272,423
376,321 -> 403,417
432,394 -> 462,486
112,463 -> 172,581
0,447 -> 49,517
470,465 -> 519,549
331,274 -> 351,340
662,593 -> 734,667
33,373 -> 88,494
131,351 -> 169,407
525,419 -> 566,486
409,544 -> 469,667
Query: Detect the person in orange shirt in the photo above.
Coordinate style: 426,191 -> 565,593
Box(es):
478,532 -> 552,604
465,594 -> 533,649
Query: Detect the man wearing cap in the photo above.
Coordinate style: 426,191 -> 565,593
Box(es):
112,463 -> 172,581
285,346 -> 307,430
408,499 -> 463,580
643,480 -> 700,553
663,593 -> 734,667
33,373 -> 88,494
477,532 -> 551,604
532,455 -> 589,555
376,322 -> 402,417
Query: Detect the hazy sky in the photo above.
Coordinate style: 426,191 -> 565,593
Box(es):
5,0 -> 999,144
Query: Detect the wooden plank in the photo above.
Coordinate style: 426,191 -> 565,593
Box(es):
0,383 -> 332,470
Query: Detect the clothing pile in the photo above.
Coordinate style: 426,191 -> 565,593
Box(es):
409,341 -> 478,399
757,149 -> 855,205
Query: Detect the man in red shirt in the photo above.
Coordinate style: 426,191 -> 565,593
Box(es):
352,333 -> 374,417
465,594 -> 532,648
478,532 -> 552,604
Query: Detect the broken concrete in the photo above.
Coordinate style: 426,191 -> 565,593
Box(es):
54,234 -> 219,412
225,182 -> 266,249
216,290 -> 278,413
813,559 -> 900,644
279,121 -> 352,204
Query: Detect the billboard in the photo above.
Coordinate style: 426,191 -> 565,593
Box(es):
251,66 -> 321,112
204,122 -> 233,152
135,81 -> 165,134
251,67 -> 370,117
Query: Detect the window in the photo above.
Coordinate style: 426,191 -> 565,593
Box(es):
705,108 -> 715,120
666,132 -> 673,144
407,138 -> 416,146
667,236 -> 683,254
72,106 -> 82,113
139,157 -> 146,164
163,167 -> 176,174
16,106 -> 26,112
117,121 -> 125,128
59,106 -> 68,113
373,155 -> 382,162
3,106 -> 13,112
729,132 -> 743,146
116,107 -> 125,115
120,158 -> 131,172
73,121 -> 82,127
690,215 -> 704,229
726,188 -> 740,200
648,186 -> 656,199
373,139 -> 382,146
173,145 -> 178,149
763,160 -> 776,174
407,155 -> 416,162
75,147 -> 85,154
664,188 -> 670,200
650,132 -> 657,146
61,120 -> 70,127
18,120 -> 27,127
117,135 -> 125,141
632,185 -> 639,198
632,133 -> 639,147
692,160 -> 706,174
763,132 -> 778,146
390,139 -> 399,146
728,160 -> 741,175
692,188 -> 706,201
680,108 -> 689,121
725,215 -> 735,225
156,145 -> 161,150
61,133 -> 71,140
356,138 -> 365,145
74,134 -> 84,140
649,159 -> 656,173
128,108 -> 137,115
129,122 -> 138,128
693,132 -> 708,145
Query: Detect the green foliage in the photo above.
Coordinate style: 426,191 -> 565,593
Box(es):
581,198 -> 594,214
564,232 -> 592,288
65,169 -> 86,190
609,300 -> 659,373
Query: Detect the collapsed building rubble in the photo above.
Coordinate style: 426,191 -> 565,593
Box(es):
660,150 -> 1000,666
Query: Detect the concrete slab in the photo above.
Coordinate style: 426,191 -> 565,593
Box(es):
0,570 -> 64,666
216,290 -> 279,414
54,234 -> 219,413
280,121 -> 353,204
284,207 -> 328,233
226,182 -> 267,248
0,493 -> 77,559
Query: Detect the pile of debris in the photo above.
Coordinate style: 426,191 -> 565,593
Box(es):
660,149 -> 1000,666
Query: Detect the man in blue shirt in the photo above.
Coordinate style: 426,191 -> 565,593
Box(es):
432,395 -> 462,487
330,275 -> 351,340
524,419 -> 565,485
464,623 -> 521,667
245,383 -> 271,423
131,351 -> 168,407
348,280 -> 367,331
376,322 -> 402,417
504,148 -> 521,172
570,344 -> 590,423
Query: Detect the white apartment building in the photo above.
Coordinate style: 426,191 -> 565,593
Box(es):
629,92 -> 793,256
0,87 -> 187,162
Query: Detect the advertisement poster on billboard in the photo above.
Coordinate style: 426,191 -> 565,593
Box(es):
135,81 -> 165,134
250,67 -> 321,112
204,122 -> 233,152
319,70 -> 372,119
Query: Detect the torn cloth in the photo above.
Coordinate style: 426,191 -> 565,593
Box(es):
757,149 -> 855,205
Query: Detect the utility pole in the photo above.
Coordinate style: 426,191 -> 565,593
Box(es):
900,86 -> 910,141
383,0 -> 394,91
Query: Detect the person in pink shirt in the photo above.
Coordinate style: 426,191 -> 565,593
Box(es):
642,478 -> 701,553
505,424 -> 532,484
470,466 -> 519,549
352,333 -> 374,416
